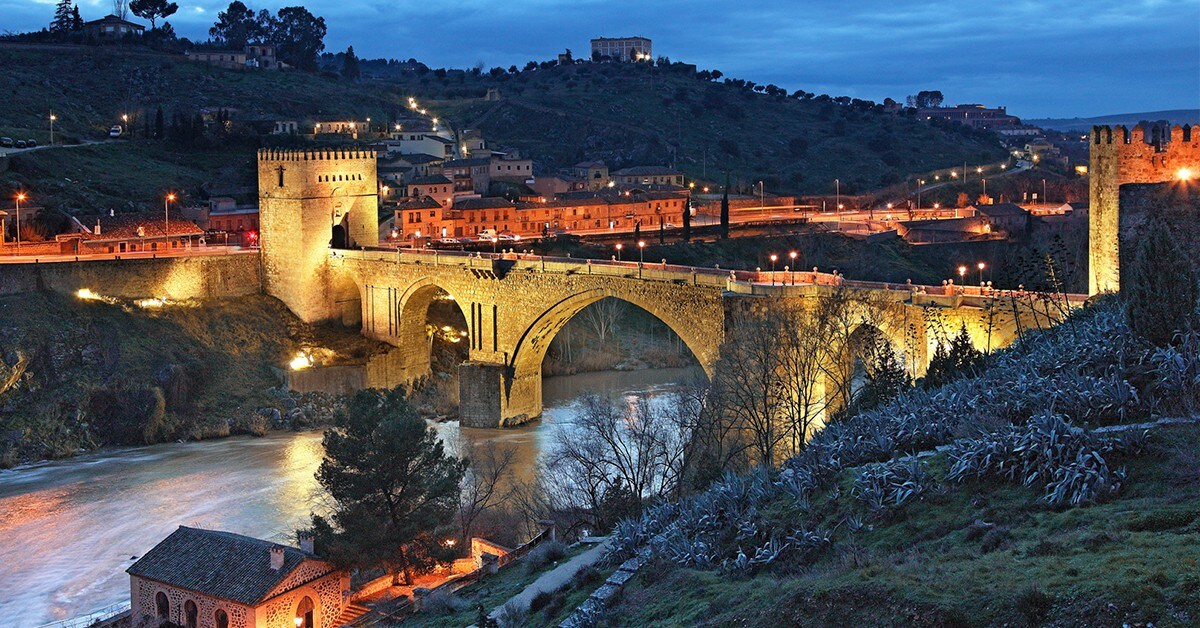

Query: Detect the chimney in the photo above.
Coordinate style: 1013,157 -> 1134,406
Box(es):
95,219 -> 101,236
269,545 -> 285,570
299,533 -> 314,554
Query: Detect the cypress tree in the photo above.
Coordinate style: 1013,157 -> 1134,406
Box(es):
719,173 -> 730,239
682,189 -> 692,242
342,46 -> 361,81
1127,217 -> 1198,346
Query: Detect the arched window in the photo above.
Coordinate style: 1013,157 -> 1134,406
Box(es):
296,595 -> 316,628
155,592 -> 169,619
214,609 -> 229,628
184,600 -> 198,628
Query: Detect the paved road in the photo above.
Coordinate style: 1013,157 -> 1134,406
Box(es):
487,538 -> 612,620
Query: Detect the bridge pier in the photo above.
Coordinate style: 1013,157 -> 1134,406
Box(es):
458,362 -> 542,427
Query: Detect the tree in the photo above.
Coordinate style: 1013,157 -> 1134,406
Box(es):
923,323 -> 984,389
311,390 -> 467,585
341,45 -> 360,80
580,298 -> 624,346
112,0 -> 129,20
50,0 -> 75,34
130,0 -> 177,29
71,5 -> 83,30
457,439 -> 516,547
271,6 -> 327,71
682,192 -> 692,242
154,105 -> 164,139
719,174 -> 730,239
210,1 -> 262,48
851,335 -> 910,414
1127,217 -> 1198,346
633,221 -> 641,243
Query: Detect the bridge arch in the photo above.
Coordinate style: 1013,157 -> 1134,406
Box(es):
501,287 -> 717,422
392,278 -> 471,383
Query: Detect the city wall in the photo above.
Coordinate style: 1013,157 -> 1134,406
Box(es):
0,253 -> 261,299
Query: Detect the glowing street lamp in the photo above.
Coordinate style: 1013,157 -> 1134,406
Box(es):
977,261 -> 986,286
615,242 -> 623,261
1177,168 -> 1193,182
637,240 -> 645,278
15,191 -> 27,254
164,192 -> 176,243
789,251 -> 798,284
958,265 -> 967,282
49,113 -> 57,145
769,253 -> 778,284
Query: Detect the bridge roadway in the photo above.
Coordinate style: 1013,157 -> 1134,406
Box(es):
328,246 -> 1083,427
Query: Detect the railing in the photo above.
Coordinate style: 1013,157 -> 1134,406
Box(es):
335,246 -> 1088,305
0,245 -> 255,264
36,602 -> 129,628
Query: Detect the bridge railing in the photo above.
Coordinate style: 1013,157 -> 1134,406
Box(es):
340,247 -> 1087,304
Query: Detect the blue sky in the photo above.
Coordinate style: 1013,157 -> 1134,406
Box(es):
7,0 -> 1199,118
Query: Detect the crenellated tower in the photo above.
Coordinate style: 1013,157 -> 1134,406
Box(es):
1089,124 -> 1199,294
257,148 -> 379,322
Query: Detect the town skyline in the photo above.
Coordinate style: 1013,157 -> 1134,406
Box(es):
4,0 -> 1197,119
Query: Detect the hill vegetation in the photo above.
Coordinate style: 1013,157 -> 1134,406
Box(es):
2,44 -> 1006,212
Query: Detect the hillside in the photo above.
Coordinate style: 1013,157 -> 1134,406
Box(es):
1,45 -> 1006,207
1028,109 -> 1200,132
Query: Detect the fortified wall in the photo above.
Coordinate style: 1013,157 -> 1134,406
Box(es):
0,253 -> 261,299
257,148 -> 379,323
1089,124 -> 1200,294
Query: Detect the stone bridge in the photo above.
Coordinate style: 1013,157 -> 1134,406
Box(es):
325,248 -> 1073,426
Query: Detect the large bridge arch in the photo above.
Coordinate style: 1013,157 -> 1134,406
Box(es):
390,277 -> 471,383
499,287 -> 719,422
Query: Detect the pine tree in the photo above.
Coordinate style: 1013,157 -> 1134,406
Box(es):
719,173 -> 730,239
1127,217 -> 1198,346
50,0 -> 74,34
70,5 -> 83,30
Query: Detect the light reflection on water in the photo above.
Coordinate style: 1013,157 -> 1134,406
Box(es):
0,367 -> 700,627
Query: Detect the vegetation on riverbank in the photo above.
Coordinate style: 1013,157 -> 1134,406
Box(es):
0,292 -> 380,467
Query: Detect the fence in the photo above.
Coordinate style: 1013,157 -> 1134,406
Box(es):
36,602 -> 129,628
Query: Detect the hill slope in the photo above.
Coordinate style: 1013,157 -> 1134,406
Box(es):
1028,109 -> 1200,132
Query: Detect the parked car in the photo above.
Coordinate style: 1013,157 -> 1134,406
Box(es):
437,237 -> 459,245
25,139 -> 37,148
477,228 -> 499,240
498,232 -> 519,242
0,137 -> 13,147
15,140 -> 27,149
665,222 -> 677,228
109,125 -> 123,138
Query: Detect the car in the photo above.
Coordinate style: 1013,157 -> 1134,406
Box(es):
477,228 -> 499,240
498,233 -> 519,242
15,140 -> 27,149
664,222 -> 677,228
109,125 -> 123,138
24,139 -> 36,148
438,237 -> 460,244
0,137 -> 12,147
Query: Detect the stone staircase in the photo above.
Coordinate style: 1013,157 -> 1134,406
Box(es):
335,602 -> 371,627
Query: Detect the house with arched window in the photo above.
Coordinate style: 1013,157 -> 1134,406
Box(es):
128,526 -> 351,628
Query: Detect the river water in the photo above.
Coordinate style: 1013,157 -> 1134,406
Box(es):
0,367 -> 700,627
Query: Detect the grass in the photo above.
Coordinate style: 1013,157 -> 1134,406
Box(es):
404,543 -> 591,628
609,424 -> 1200,626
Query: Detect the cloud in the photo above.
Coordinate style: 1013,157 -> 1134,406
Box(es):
3,0 -> 1195,117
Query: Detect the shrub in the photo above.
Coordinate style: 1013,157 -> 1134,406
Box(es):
421,589 -> 463,615
495,601 -> 527,628
525,539 -> 567,574
852,458 -> 936,515
529,590 -> 556,613
1013,586 -> 1053,625
570,565 -> 602,590
1126,217 -> 1198,346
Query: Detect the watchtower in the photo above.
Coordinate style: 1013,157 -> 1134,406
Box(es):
1089,124 -> 1199,294
257,148 -> 379,322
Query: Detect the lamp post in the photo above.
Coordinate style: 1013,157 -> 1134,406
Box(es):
958,265 -> 967,285
637,240 -> 645,278
834,178 -> 840,212
789,251 -> 797,284
49,113 -> 56,146
769,253 -> 778,284
917,179 -> 924,209
758,180 -> 765,215
15,192 -> 26,255
982,178 -> 987,198
615,242 -> 623,261
164,193 -> 175,246
977,261 -> 986,287
1042,179 -> 1047,204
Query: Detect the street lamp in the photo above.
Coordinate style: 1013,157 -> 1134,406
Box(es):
917,179 -> 925,209
977,261 -> 986,286
164,193 -> 175,246
615,242 -> 623,261
834,178 -> 840,212
15,192 -> 26,254
49,113 -> 57,145
789,251 -> 797,284
769,253 -> 778,284
958,265 -> 967,283
637,240 -> 645,278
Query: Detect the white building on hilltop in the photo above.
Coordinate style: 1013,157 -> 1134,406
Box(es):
590,36 -> 652,62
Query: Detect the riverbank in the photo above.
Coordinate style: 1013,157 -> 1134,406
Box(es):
0,292 -> 382,468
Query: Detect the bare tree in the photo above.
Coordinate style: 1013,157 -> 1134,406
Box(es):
579,298 -> 626,346
710,309 -> 790,467
457,439 -> 517,546
113,0 -> 129,19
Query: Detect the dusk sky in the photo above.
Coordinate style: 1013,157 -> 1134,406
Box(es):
7,0 -> 1199,118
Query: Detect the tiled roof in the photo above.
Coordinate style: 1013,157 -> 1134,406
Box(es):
612,166 -> 684,176
973,203 -> 1028,217
401,154 -> 445,165
127,526 -> 326,606
408,175 -> 452,185
454,197 -> 515,210
397,196 -> 443,210
75,212 -> 203,239
573,160 -> 607,169
443,157 -> 492,168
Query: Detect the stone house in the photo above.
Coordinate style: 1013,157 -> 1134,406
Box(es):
82,14 -> 144,40
572,161 -> 610,190
971,202 -> 1031,234
59,211 -> 204,254
611,166 -> 686,188
127,526 -> 350,628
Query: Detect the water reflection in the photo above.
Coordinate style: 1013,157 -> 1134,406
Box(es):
0,367 -> 700,627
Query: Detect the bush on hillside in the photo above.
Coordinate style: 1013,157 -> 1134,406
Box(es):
1126,217 -> 1198,346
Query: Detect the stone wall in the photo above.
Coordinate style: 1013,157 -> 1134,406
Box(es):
0,253 -> 261,299
1089,124 -> 1200,294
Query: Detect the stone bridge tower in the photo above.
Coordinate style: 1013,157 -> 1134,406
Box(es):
257,148 -> 379,322
1089,124 -> 1199,294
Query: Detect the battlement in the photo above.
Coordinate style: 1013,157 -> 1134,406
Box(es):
257,147 -> 376,162
1092,124 -> 1197,147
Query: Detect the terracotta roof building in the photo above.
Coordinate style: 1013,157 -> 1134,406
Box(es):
60,211 -> 205,253
128,526 -> 350,628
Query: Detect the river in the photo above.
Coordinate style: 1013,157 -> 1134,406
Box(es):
0,367 -> 700,627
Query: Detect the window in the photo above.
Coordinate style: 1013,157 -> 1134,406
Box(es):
155,592 -> 169,619
184,600 -> 198,628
